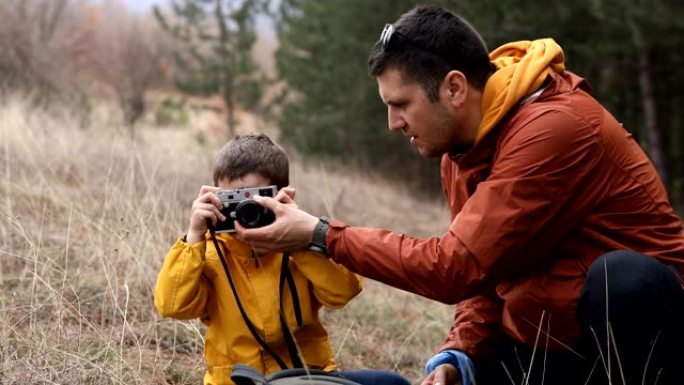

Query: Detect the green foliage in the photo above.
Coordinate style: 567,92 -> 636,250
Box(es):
154,0 -> 268,136
195,129 -> 209,147
155,97 -> 190,126
274,0 -> 684,206
274,0 -> 454,192
455,0 -> 684,208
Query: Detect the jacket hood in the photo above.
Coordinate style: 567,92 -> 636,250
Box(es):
477,38 -> 565,143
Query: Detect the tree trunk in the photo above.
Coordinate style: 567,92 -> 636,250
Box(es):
638,49 -> 668,184
215,0 -> 236,138
225,80 -> 236,137
120,93 -> 143,140
40,0 -> 68,42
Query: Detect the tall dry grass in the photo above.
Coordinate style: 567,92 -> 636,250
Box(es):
0,95 -> 453,384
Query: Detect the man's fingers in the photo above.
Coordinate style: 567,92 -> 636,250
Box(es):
233,221 -> 272,254
252,195 -> 280,211
234,200 -> 317,254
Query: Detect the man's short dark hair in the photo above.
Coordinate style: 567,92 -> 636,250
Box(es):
213,133 -> 289,190
368,5 -> 492,101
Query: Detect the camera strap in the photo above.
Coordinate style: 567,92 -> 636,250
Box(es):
209,229 -> 304,370
279,254 -> 304,368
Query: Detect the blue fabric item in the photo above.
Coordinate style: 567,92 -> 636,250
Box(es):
424,350 -> 475,385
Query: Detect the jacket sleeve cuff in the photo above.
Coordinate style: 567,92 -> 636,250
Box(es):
424,350 -> 475,385
175,235 -> 207,260
325,219 -> 348,257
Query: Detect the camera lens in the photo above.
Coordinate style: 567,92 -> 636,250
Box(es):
235,199 -> 275,228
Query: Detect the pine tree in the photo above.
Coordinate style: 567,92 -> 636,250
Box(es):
456,0 -> 684,209
274,0 -> 452,192
274,0 -> 683,206
154,0 -> 267,137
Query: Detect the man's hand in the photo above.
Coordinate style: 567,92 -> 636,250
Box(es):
186,185 -> 225,243
421,364 -> 461,385
234,193 -> 318,254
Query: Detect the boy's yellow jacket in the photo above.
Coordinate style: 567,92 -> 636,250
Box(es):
154,232 -> 363,385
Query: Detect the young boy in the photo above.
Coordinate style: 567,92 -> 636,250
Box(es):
154,133 -> 409,385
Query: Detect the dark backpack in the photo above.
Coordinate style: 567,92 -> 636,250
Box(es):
231,365 -> 362,385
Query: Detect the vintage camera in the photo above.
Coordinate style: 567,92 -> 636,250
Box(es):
212,185 -> 277,233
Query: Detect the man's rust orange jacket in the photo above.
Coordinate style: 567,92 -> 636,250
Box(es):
326,69 -> 684,360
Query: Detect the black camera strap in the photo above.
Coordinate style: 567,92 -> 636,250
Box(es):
279,255 -> 304,368
209,229 -> 304,370
281,256 -> 303,327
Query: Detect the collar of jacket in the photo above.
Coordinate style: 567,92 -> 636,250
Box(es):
449,68 -> 564,169
206,231 -> 277,262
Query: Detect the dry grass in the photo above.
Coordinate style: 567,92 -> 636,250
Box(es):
0,95 -> 453,384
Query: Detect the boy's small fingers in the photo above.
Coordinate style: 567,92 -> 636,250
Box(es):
203,209 -> 217,222
282,186 -> 296,198
211,195 -> 223,208
198,191 -> 223,208
214,208 -> 226,222
199,185 -> 220,195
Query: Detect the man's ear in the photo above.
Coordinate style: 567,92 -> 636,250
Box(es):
443,70 -> 468,108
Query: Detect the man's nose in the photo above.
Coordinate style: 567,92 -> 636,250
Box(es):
388,108 -> 406,132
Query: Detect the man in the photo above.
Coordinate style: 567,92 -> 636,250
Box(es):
236,5 -> 684,385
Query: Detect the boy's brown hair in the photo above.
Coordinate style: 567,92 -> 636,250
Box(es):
213,133 -> 289,190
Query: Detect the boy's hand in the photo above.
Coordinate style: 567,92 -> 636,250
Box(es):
186,185 -> 226,243
275,186 -> 297,207
234,194 -> 318,254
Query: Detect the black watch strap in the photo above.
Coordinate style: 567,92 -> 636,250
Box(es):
308,216 -> 330,255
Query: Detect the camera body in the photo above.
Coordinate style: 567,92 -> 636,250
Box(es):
213,185 -> 277,233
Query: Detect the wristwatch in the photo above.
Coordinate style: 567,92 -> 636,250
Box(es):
308,216 -> 330,255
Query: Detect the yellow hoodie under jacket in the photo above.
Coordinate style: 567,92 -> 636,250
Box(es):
477,38 -> 565,142
154,233 -> 362,385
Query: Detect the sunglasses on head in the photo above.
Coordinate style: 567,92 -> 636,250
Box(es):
378,23 -> 452,67
380,24 -> 395,49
